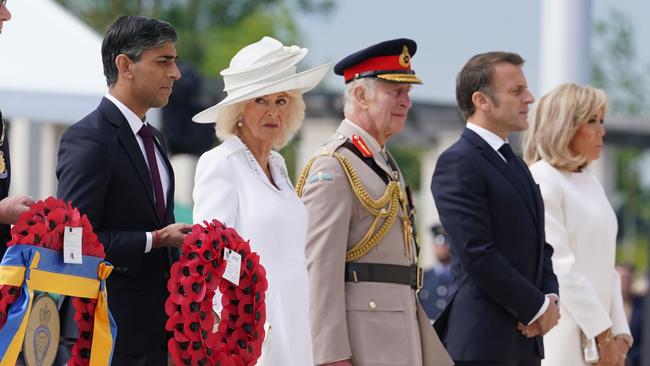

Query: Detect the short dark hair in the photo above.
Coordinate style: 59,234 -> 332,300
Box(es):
101,15 -> 177,86
456,51 -> 525,120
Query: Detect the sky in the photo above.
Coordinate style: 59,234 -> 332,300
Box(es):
294,0 -> 650,104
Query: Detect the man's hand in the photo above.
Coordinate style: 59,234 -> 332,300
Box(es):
517,321 -> 541,338
0,196 -> 34,225
322,360 -> 352,366
535,295 -> 560,335
517,294 -> 560,338
153,223 -> 192,248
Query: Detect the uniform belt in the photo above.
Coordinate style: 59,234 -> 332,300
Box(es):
345,262 -> 423,290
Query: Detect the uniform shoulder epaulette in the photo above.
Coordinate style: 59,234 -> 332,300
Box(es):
318,133 -> 348,157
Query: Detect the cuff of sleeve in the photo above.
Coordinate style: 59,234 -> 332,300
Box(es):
616,333 -> 634,348
528,296 -> 550,325
145,231 -> 152,253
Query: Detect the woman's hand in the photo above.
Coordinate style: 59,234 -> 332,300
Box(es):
612,337 -> 629,366
595,329 -> 622,366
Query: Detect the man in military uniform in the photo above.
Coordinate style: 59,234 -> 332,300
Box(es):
419,225 -> 453,321
0,0 -> 36,256
297,39 -> 452,366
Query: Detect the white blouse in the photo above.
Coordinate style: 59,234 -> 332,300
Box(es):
193,136 -> 314,366
530,160 -> 631,366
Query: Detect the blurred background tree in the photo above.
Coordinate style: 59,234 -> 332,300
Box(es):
55,0 -> 335,75
593,9 -> 650,270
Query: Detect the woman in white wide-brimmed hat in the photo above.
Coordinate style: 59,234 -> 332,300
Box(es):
192,36 -> 330,365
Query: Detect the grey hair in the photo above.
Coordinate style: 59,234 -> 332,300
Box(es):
214,90 -> 306,150
343,78 -> 377,115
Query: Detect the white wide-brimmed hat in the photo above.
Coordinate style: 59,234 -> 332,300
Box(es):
193,36 -> 331,123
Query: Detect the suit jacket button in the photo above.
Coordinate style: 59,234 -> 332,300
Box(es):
368,300 -> 377,310
163,271 -> 170,279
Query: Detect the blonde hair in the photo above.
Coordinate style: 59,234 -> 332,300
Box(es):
214,90 -> 306,150
522,83 -> 607,171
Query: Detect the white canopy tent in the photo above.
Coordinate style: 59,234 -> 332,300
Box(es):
0,0 -> 163,200
0,0 -> 108,200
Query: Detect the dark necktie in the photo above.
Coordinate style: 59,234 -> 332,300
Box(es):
499,143 -> 534,201
498,143 -> 517,165
138,124 -> 166,223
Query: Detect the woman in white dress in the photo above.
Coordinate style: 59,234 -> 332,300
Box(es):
522,83 -> 632,366
191,36 -> 330,366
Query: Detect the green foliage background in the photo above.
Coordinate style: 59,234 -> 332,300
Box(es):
55,0 -> 335,76
593,9 -> 650,273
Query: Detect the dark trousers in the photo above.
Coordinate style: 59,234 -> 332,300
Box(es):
111,349 -> 167,366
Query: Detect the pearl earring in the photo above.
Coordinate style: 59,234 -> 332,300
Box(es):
237,121 -> 243,127
237,114 -> 243,128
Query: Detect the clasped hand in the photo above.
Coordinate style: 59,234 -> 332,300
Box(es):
517,294 -> 560,338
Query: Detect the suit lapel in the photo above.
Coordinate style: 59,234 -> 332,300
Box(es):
98,98 -> 159,223
462,129 -> 538,221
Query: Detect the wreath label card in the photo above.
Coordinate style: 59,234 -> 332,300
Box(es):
63,226 -> 83,264
223,248 -> 241,286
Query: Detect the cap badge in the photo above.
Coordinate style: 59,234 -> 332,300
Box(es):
399,45 -> 411,67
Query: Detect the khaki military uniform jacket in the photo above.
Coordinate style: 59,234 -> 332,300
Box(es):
299,119 -> 452,366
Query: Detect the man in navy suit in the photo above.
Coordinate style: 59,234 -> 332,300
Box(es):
56,16 -> 191,365
430,52 -> 560,366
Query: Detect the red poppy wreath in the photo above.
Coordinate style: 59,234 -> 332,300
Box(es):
0,197 -> 106,366
165,219 -> 268,366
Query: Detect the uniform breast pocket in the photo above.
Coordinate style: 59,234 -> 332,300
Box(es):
345,283 -> 411,366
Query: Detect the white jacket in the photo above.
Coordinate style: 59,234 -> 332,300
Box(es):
193,136 -> 314,366
530,160 -> 631,366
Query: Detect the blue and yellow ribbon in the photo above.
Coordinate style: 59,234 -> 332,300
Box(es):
0,245 -> 117,366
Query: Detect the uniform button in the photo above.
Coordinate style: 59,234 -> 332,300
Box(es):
419,289 -> 429,300
368,300 -> 377,310
437,285 -> 448,296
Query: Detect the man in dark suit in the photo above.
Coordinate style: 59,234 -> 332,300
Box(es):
0,0 -> 36,255
430,52 -> 560,366
56,16 -> 191,365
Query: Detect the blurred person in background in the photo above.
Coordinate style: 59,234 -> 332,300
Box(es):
616,264 -> 643,366
192,36 -> 330,366
0,0 -> 36,256
419,224 -> 453,321
523,83 -> 632,366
